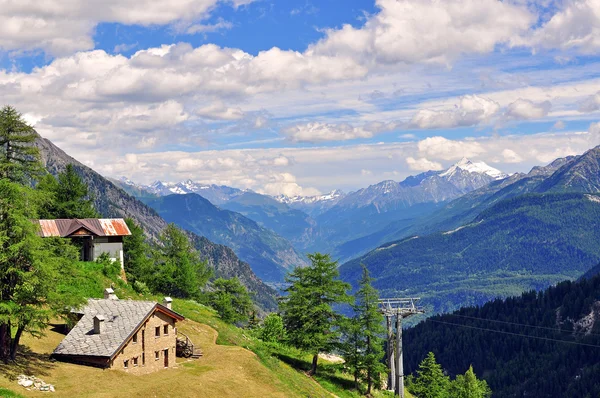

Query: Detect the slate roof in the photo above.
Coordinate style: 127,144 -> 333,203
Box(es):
37,218 -> 131,238
53,299 -> 161,358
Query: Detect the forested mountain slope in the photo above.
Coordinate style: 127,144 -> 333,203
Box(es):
34,135 -> 277,310
404,273 -> 600,397
143,193 -> 308,283
341,193 -> 600,313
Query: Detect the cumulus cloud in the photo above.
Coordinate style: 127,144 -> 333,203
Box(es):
504,99 -> 552,120
405,157 -> 443,171
0,0 -> 255,56
310,0 -> 533,67
417,136 -> 486,160
579,91 -> 600,112
410,95 -> 500,129
501,148 -> 523,163
521,0 -> 600,54
196,102 -> 245,120
281,121 -> 397,143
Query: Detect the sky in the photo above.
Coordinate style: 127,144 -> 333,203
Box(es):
2,0 -> 600,196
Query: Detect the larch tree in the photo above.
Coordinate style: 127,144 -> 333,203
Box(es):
153,224 -> 211,299
352,265 -> 387,394
123,218 -> 153,284
450,365 -> 492,398
407,352 -> 451,398
280,252 -> 351,376
208,277 -> 253,324
0,105 -> 42,184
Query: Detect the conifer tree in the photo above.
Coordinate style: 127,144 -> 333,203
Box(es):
354,265 -> 387,394
0,105 -> 41,183
153,224 -> 211,299
280,253 -> 351,376
407,352 -> 451,398
123,218 -> 153,284
259,313 -> 286,343
56,164 -> 98,218
0,180 -> 82,362
208,278 -> 253,324
450,365 -> 492,398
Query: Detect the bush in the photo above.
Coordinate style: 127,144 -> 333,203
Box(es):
133,280 -> 151,295
96,252 -> 121,278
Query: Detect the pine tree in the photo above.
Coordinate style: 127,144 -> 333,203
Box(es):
123,218 -> 153,284
0,180 -> 82,362
0,105 -> 41,183
407,352 -> 451,398
208,278 -> 253,324
153,224 -> 211,299
355,265 -> 387,394
280,252 -> 351,376
450,365 -> 492,398
55,165 -> 98,218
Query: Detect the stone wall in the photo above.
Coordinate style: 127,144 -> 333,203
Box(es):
111,310 -> 178,375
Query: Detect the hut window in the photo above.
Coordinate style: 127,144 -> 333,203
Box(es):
155,351 -> 160,360
124,360 -> 129,369
133,357 -> 138,367
155,326 -> 160,337
132,332 -> 138,344
163,325 -> 169,335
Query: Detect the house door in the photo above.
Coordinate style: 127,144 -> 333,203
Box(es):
164,349 -> 169,367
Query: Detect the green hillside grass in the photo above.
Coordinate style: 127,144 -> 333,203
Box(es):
1,261 -> 400,397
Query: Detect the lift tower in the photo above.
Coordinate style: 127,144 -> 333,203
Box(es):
378,298 -> 425,398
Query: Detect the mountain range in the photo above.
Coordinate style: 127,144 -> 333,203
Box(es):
34,136 -> 278,311
340,146 -> 600,314
118,157 -> 509,262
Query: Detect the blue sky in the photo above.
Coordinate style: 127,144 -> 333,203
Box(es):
2,0 -> 600,195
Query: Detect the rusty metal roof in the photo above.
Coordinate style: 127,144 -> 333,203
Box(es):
36,219 -> 131,237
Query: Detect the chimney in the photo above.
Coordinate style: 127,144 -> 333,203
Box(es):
104,288 -> 117,300
163,297 -> 173,310
93,315 -> 106,334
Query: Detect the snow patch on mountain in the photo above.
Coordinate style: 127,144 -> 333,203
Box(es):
440,157 -> 507,180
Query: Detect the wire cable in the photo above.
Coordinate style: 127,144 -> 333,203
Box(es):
429,319 -> 600,349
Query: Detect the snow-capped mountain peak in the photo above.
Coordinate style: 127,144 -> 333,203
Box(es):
275,190 -> 346,205
440,157 -> 507,180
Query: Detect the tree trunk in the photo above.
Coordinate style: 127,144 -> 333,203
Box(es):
10,325 -> 24,361
0,322 -> 11,364
308,353 -> 318,376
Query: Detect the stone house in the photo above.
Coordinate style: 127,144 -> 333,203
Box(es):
52,289 -> 185,375
35,218 -> 131,264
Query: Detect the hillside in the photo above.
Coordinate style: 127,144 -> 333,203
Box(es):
403,273 -> 600,397
143,194 -> 308,283
341,193 -> 600,313
33,136 -> 277,310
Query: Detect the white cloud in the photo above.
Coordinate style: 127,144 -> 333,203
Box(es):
0,0 -> 255,56
552,120 -> 566,130
522,0 -> 600,54
579,91 -> 600,112
410,95 -> 500,129
417,136 -> 486,160
501,149 -> 523,163
405,157 -> 443,171
504,99 -> 551,120
281,121 -> 397,143
310,0 -> 533,67
196,102 -> 245,120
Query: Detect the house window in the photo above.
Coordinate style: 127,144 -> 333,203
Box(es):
132,332 -> 138,344
124,360 -> 129,369
163,325 -> 169,335
155,326 -> 160,337
133,357 -> 138,367
142,353 -> 145,366
155,351 -> 160,360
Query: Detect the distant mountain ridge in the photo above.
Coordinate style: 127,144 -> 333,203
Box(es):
142,193 -> 308,283
34,136 -> 278,311
119,157 -> 509,261
340,145 -> 600,316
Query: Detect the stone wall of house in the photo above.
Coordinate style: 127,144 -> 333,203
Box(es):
110,310 -> 178,375
93,237 -> 124,267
